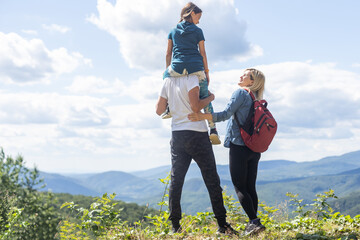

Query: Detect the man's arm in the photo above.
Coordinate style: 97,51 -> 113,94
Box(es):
188,86 -> 214,113
155,96 -> 168,116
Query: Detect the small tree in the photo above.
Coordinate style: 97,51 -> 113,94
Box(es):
0,147 -> 61,239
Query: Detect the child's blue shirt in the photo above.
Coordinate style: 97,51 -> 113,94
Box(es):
168,21 -> 205,74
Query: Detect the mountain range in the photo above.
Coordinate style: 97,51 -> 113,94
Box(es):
40,150 -> 360,215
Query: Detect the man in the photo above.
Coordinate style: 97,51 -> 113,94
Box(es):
155,74 -> 237,235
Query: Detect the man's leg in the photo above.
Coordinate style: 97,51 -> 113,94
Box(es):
169,131 -> 192,226
188,131 -> 227,225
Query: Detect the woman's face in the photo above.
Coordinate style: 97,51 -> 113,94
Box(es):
238,70 -> 254,87
191,12 -> 202,24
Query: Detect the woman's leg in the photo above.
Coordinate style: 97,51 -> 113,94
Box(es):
229,143 -> 258,220
247,151 -> 261,213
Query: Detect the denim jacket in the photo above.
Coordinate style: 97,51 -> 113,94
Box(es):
212,88 -> 253,147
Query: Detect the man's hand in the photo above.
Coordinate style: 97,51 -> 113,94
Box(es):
208,91 -> 215,101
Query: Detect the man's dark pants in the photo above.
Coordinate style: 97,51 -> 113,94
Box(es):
169,130 -> 227,224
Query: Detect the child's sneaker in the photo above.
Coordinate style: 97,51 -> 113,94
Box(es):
161,112 -> 172,119
209,128 -> 221,145
161,106 -> 172,119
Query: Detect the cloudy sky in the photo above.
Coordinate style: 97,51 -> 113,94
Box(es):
1,0 -> 360,173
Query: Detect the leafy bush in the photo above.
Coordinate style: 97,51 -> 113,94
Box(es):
2,148 -> 360,239
0,147 -> 61,240
58,173 -> 360,239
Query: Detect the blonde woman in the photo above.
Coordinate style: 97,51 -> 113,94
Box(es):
188,68 -> 266,236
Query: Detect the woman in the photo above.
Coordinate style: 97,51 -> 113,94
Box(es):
188,68 -> 266,236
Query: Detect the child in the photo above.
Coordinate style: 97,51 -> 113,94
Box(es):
162,2 -> 220,145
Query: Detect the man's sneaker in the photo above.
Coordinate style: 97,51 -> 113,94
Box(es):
171,224 -> 182,233
209,128 -> 221,145
161,106 -> 172,119
244,219 -> 265,236
217,222 -> 239,235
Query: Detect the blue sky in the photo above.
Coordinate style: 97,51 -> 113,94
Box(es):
1,0 -> 360,173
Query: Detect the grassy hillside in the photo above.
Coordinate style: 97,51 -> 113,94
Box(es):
55,189 -> 360,240
2,147 -> 360,239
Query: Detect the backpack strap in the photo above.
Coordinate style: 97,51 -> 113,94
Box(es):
242,88 -> 256,101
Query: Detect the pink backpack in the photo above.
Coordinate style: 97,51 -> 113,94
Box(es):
234,89 -> 277,153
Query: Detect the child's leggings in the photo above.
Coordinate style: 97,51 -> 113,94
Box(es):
164,66 -> 216,130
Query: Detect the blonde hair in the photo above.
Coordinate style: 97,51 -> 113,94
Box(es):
179,2 -> 202,23
246,68 -> 265,100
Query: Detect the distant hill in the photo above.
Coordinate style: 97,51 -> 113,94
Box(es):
330,190 -> 360,217
40,172 -> 97,196
257,150 -> 360,181
39,150 -> 360,215
135,150 -> 360,182
257,167 -> 360,206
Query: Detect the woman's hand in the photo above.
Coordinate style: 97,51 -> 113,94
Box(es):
188,112 -> 213,122
188,112 -> 205,122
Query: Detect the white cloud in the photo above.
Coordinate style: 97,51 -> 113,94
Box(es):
0,93 -> 109,126
67,75 -> 126,94
67,71 -> 164,101
22,29 -> 38,35
0,32 -> 91,84
42,24 -> 70,33
2,61 -> 360,172
88,0 -> 261,71
117,71 -> 164,101
352,63 -> 360,68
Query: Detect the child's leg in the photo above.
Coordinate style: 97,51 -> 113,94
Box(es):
195,72 -> 221,144
198,77 -> 216,129
161,67 -> 172,119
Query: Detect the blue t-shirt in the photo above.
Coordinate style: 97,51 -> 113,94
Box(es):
168,21 -> 205,74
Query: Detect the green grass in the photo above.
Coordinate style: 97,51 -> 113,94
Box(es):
56,179 -> 360,240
